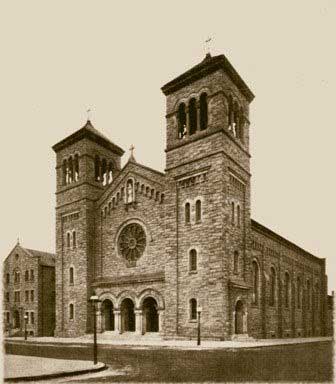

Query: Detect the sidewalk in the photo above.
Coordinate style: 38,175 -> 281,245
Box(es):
5,334 -> 333,350
4,354 -> 106,382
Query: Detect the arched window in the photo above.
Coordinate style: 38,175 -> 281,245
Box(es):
285,272 -> 290,308
185,202 -> 190,224
178,103 -> 187,139
189,98 -> 197,135
252,261 -> 259,304
68,156 -> 73,183
94,155 -> 100,182
69,303 -> 74,320
160,194 -> 164,204
126,179 -> 134,203
108,162 -> 113,184
233,251 -> 239,274
228,96 -> 234,132
66,232 -> 71,248
190,298 -> 197,320
14,270 -> 20,284
307,280 -> 311,310
25,270 -> 29,282
239,107 -> 245,142
233,102 -> 239,138
200,93 -> 208,130
237,205 -> 241,228
72,231 -> 76,248
74,154 -> 79,182
102,158 -> 107,186
62,159 -> 67,185
297,276 -> 302,309
231,202 -> 235,225
270,267 -> 276,306
189,249 -> 197,272
69,267 -> 74,285
195,200 -> 202,222
6,273 -> 10,284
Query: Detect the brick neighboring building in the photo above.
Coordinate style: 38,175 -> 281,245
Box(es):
52,52 -> 332,340
3,243 -> 55,337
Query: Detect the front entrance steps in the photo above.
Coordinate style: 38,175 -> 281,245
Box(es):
231,333 -> 255,342
98,331 -> 162,341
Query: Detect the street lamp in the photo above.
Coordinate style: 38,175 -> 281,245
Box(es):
24,314 -> 28,341
197,306 -> 202,346
89,295 -> 101,365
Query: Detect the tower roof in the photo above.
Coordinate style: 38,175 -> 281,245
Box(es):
161,53 -> 254,102
52,120 -> 125,155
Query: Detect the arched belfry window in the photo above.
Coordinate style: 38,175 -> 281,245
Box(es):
68,156 -> 73,183
285,272 -> 290,308
74,154 -> 79,182
108,162 -> 113,184
189,98 -> 197,135
200,93 -> 208,130
252,261 -> 259,304
185,202 -> 190,224
126,179 -> 134,203
102,158 -> 107,186
189,249 -> 197,272
178,103 -> 187,139
62,159 -> 67,185
94,155 -> 100,182
195,200 -> 202,222
239,107 -> 245,142
233,102 -> 239,138
228,96 -> 234,132
270,267 -> 276,306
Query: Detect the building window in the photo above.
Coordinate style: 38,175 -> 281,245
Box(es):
14,270 -> 20,284
269,267 -> 276,306
126,179 -> 134,203
102,158 -> 107,186
199,92 -> 208,130
185,202 -> 190,224
6,312 -> 10,324
69,267 -> 74,285
231,202 -> 235,225
189,98 -> 197,135
195,200 -> 202,222
74,154 -> 79,182
233,251 -> 239,274
94,155 -> 100,182
237,205 -> 241,228
62,159 -> 67,185
190,298 -> 197,320
5,292 -> 10,302
30,269 -> 34,281
25,312 -> 29,324
178,103 -> 187,139
66,232 -> 71,248
25,290 -> 29,302
252,261 -> 259,305
285,272 -> 290,308
69,304 -> 74,320
6,273 -> 10,284
31,312 -> 35,325
297,276 -> 302,309
108,162 -> 113,184
31,290 -> 34,302
14,291 -> 20,302
25,270 -> 29,281
72,231 -> 77,248
189,249 -> 197,272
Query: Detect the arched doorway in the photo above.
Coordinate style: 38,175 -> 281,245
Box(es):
102,299 -> 114,331
14,310 -> 20,328
143,297 -> 159,333
120,298 -> 135,332
235,300 -> 244,334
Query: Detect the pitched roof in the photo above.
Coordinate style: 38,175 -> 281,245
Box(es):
23,248 -> 55,267
52,120 -> 125,155
161,53 -> 254,102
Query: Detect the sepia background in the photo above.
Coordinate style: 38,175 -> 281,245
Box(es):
0,0 -> 335,294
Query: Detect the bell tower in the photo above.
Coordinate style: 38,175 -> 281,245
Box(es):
52,120 -> 124,337
161,53 -> 255,339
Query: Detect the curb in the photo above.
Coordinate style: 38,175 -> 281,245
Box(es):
4,363 -> 107,382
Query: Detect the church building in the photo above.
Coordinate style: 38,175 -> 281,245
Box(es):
52,53 -> 330,340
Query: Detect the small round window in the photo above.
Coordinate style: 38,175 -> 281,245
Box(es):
117,223 -> 146,266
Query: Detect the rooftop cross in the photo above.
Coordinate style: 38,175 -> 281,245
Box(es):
129,144 -> 135,156
205,37 -> 212,55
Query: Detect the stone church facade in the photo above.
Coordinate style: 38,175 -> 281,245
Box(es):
52,53 -> 330,340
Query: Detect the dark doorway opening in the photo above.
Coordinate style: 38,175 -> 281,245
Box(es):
143,297 -> 159,333
102,299 -> 114,331
120,298 -> 135,332
235,300 -> 244,334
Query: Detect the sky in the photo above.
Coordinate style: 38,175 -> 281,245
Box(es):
0,0 -> 335,293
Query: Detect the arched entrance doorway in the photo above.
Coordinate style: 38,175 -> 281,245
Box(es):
102,299 -> 114,331
143,297 -> 159,333
120,298 -> 135,332
235,300 -> 244,334
14,310 -> 20,328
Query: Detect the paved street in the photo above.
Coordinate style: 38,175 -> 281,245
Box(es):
5,340 -> 333,382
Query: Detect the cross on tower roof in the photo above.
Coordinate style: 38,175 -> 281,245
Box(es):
128,144 -> 136,163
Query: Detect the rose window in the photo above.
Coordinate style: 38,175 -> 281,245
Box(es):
118,223 -> 146,266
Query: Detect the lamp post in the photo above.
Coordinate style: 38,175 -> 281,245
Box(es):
24,314 -> 28,341
197,306 -> 202,346
89,295 -> 100,365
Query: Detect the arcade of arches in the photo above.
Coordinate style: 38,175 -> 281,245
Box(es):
97,294 -> 163,335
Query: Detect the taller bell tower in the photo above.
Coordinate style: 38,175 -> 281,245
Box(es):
161,53 -> 255,339
52,120 -> 124,337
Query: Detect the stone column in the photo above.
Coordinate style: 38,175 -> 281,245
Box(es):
232,311 -> 236,335
135,310 -> 143,335
158,310 -> 164,335
96,302 -> 102,333
114,310 -> 121,334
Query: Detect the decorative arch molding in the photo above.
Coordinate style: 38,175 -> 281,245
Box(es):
116,290 -> 137,309
172,87 -> 211,112
98,292 -> 117,307
138,288 -> 165,310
